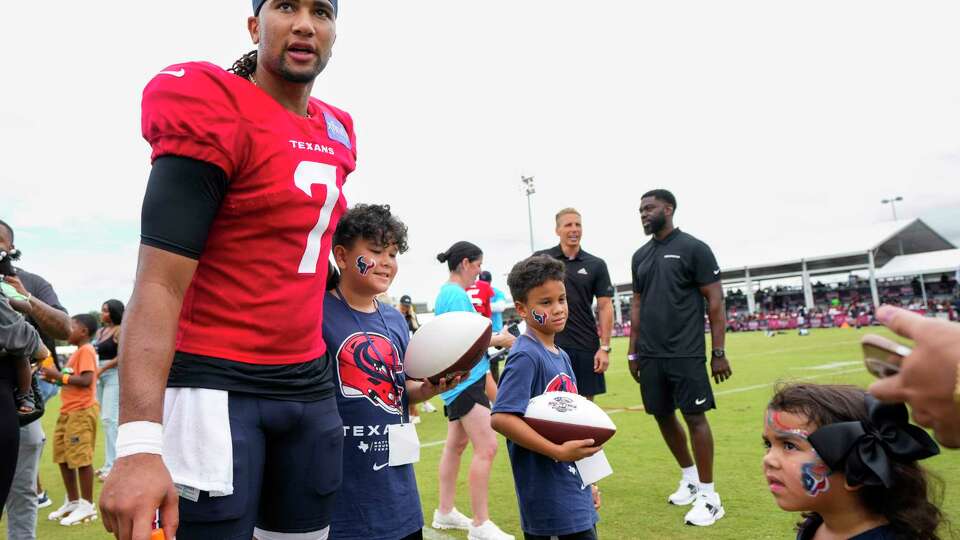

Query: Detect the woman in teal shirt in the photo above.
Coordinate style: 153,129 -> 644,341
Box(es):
430,241 -> 516,540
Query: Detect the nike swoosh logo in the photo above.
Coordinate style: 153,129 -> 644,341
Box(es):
372,462 -> 388,471
158,69 -> 185,78
713,269 -> 720,275
695,398 -> 707,405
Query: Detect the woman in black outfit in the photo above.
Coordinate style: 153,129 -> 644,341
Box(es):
94,299 -> 123,480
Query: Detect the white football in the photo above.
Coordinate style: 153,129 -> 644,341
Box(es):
524,391 -> 617,447
404,311 -> 493,383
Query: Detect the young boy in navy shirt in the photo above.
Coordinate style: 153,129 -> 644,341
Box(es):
321,204 -> 456,540
491,255 -> 603,540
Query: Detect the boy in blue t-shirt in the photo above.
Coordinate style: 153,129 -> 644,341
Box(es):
322,204 -> 455,540
491,255 -> 603,540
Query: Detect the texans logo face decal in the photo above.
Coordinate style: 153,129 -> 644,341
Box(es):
532,309 -> 548,325
336,332 -> 403,415
546,373 -> 578,394
356,255 -> 376,276
802,461 -> 831,497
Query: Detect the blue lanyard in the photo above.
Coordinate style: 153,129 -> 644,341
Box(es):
335,288 -> 407,424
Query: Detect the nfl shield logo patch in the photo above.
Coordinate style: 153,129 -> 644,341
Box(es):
323,111 -> 352,150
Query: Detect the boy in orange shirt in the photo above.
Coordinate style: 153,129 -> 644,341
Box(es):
40,313 -> 99,526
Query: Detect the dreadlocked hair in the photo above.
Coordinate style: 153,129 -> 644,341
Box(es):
228,50 -> 258,79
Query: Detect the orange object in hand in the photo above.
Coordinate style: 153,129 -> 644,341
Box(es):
41,356 -> 54,369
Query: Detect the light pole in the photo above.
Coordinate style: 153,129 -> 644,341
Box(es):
521,175 -> 536,252
881,196 -> 903,221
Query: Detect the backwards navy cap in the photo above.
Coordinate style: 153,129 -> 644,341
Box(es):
253,0 -> 338,16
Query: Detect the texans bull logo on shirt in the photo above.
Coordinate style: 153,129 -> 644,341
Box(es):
545,373 -> 578,393
336,332 -> 403,415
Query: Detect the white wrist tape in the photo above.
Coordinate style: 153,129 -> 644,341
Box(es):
116,421 -> 163,458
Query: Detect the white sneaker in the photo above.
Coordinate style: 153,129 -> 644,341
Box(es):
60,498 -> 97,526
422,401 -> 438,413
468,519 -> 515,540
668,479 -> 699,505
48,498 -> 78,521
412,415 -> 422,424
432,507 -> 472,530
685,492 -> 725,526
37,490 -> 53,509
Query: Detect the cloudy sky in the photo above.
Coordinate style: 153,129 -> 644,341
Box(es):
2,1 -> 958,313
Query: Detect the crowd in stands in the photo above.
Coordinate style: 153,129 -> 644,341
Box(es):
719,274 -> 960,332
606,274 -> 960,336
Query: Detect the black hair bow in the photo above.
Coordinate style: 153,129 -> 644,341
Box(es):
808,396 -> 939,488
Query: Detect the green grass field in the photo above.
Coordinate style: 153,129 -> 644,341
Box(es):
4,327 -> 958,539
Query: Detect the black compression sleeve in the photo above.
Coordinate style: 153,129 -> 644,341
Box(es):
140,155 -> 228,259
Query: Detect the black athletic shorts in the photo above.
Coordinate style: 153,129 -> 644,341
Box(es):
637,356 -> 715,417
566,347 -> 606,397
443,377 -> 490,421
177,393 -> 343,540
524,527 -> 598,540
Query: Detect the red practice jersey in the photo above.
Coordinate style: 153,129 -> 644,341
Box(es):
467,280 -> 494,318
142,62 -> 357,365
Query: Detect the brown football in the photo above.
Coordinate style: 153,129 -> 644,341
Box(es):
404,312 -> 493,384
523,391 -> 617,447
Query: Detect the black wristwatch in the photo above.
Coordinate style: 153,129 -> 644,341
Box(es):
712,348 -> 725,359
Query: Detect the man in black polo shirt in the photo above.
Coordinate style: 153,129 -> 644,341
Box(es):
627,190 -> 732,527
535,207 -> 614,401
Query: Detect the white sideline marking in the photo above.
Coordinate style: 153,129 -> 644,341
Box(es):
735,339 -> 861,360
420,367 -> 868,448
423,527 -> 458,540
790,360 -> 861,370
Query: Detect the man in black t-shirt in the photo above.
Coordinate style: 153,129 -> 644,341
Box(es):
535,208 -> 614,401
0,218 -> 71,536
627,190 -> 732,527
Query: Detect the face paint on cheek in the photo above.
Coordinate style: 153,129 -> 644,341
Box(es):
765,410 -> 831,496
801,458 -> 831,496
532,309 -> 548,326
355,255 -> 376,276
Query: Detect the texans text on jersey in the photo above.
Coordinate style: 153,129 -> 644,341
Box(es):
343,424 -> 392,437
288,139 -> 336,155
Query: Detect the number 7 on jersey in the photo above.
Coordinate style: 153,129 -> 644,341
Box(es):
294,161 -> 341,274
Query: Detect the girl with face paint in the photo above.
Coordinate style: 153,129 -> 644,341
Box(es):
762,383 -> 943,540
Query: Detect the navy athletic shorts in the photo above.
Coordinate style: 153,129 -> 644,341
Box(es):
443,377 -> 490,421
566,347 -> 606,397
638,356 -> 715,417
176,393 -> 343,540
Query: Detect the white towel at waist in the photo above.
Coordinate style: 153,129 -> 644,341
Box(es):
162,387 -> 233,496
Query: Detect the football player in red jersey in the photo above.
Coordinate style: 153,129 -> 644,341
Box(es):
467,277 -> 494,318
99,2 -> 353,539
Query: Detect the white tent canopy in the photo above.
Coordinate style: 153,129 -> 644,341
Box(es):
875,249 -> 960,279
611,218 -> 956,315
715,218 -> 954,312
